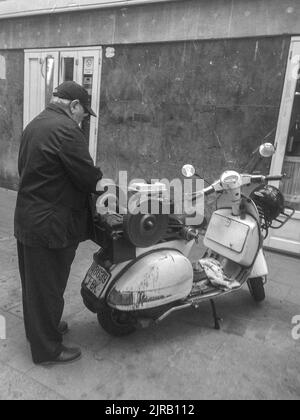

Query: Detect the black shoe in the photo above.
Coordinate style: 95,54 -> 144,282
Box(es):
58,321 -> 69,335
39,346 -> 82,366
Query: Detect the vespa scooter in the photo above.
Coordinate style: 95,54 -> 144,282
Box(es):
81,143 -> 294,336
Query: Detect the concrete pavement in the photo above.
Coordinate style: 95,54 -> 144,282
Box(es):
0,187 -> 299,400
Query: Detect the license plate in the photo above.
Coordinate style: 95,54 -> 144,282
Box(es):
83,262 -> 111,298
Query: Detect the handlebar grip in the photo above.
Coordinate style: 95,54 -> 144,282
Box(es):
251,175 -> 264,183
204,186 -> 216,196
265,175 -> 284,182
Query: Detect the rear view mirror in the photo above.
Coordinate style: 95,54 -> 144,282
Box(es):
182,164 -> 196,178
259,143 -> 276,158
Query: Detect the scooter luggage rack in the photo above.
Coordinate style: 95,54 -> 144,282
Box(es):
269,206 -> 295,229
257,205 -> 295,238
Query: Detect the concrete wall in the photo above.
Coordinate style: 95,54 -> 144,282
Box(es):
0,36 -> 290,191
98,37 -> 289,185
0,0 -> 299,49
0,0 -> 295,190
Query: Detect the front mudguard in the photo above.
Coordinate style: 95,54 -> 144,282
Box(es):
248,249 -> 268,279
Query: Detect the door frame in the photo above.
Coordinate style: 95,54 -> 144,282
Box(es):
265,37 -> 300,253
24,46 -> 102,162
269,38 -> 300,188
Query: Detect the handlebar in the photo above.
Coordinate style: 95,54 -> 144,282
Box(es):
247,174 -> 284,184
189,173 -> 284,202
265,174 -> 284,182
190,186 -> 215,202
203,186 -> 215,196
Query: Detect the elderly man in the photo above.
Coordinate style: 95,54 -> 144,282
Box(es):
14,81 -> 103,365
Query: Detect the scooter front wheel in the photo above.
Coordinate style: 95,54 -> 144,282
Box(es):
97,304 -> 137,337
247,277 -> 266,303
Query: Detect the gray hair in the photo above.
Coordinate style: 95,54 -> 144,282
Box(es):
50,95 -> 72,108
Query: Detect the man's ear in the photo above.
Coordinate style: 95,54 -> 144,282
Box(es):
70,100 -> 80,112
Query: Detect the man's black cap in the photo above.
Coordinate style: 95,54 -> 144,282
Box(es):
53,81 -> 97,117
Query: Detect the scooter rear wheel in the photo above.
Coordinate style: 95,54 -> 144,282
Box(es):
97,304 -> 137,336
247,277 -> 266,303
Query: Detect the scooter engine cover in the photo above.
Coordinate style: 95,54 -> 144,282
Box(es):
107,249 -> 193,311
123,212 -> 169,248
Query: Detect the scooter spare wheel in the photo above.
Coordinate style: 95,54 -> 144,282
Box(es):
123,210 -> 169,248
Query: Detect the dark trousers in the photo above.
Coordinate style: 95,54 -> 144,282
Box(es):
17,241 -> 78,364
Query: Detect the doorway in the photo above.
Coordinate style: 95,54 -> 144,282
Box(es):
265,38 -> 300,255
23,47 -> 102,162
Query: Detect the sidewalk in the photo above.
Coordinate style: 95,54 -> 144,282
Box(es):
0,187 -> 299,400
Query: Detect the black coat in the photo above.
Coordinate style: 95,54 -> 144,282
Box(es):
14,104 -> 103,249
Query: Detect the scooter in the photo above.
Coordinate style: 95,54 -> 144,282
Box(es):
81,143 -> 294,336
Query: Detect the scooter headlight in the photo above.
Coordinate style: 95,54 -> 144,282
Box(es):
223,175 -> 238,183
220,171 -> 242,188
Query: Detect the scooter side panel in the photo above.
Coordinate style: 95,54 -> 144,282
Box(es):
136,240 -> 195,259
107,250 -> 194,311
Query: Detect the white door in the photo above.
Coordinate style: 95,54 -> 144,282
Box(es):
265,38 -> 300,255
24,51 -> 59,127
24,47 -> 102,162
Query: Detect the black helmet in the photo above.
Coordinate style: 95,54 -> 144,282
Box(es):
250,185 -> 285,226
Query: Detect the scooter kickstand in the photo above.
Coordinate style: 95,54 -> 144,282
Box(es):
210,300 -> 222,330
